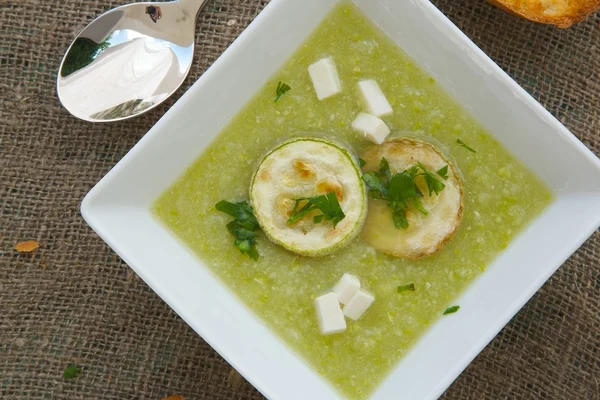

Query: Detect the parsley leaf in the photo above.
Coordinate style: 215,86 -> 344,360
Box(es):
358,158 -> 367,168
287,192 -> 345,228
362,159 -> 448,229
409,196 -> 429,216
361,156 -> 394,199
387,170 -> 428,228
437,165 -> 449,180
379,157 -> 392,180
362,172 -> 387,198
216,200 -> 260,260
443,305 -> 460,315
457,139 -> 476,153
389,172 -> 419,202
274,81 -> 291,103
63,364 -> 82,379
418,162 -> 446,196
397,283 -> 416,293
392,208 -> 409,229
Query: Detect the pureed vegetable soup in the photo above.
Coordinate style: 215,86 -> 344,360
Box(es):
154,2 -> 553,399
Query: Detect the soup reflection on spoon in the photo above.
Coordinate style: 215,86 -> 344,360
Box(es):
57,0 -> 209,122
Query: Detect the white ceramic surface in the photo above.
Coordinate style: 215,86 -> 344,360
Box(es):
81,0 -> 600,399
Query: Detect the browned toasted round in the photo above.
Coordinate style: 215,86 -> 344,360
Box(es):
486,0 -> 600,28
361,138 -> 464,259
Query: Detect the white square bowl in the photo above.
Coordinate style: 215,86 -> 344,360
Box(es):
81,0 -> 600,399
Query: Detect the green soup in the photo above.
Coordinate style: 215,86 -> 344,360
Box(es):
154,2 -> 553,399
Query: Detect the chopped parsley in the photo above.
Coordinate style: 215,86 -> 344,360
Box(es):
436,165 -> 449,180
358,158 -> 367,168
287,191 -> 345,228
397,283 -> 416,293
457,139 -> 476,153
443,305 -> 460,315
215,200 -> 261,260
63,364 -> 82,379
362,157 -> 448,229
418,162 -> 446,196
274,81 -> 291,103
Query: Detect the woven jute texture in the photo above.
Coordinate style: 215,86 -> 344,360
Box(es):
1,0 -> 598,398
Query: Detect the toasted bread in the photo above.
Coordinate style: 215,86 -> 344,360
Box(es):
486,0 -> 600,27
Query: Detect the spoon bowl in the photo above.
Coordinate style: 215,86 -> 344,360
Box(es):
57,0 -> 208,122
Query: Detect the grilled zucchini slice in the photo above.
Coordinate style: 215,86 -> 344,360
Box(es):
361,138 -> 463,259
250,137 -> 367,257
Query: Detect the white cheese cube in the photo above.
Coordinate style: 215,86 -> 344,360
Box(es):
332,273 -> 361,305
315,292 -> 346,335
343,289 -> 375,321
308,57 -> 342,100
357,79 -> 393,117
351,113 -> 390,144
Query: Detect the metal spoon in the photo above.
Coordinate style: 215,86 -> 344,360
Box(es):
57,0 -> 209,122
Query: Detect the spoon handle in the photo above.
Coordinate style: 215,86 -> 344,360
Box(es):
177,0 -> 211,18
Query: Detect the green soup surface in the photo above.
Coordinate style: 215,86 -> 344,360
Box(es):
154,3 -> 553,399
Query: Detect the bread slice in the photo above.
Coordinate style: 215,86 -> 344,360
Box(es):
486,0 -> 600,27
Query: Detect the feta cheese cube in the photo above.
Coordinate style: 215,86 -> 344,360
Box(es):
332,273 -> 361,305
315,292 -> 346,335
308,57 -> 342,100
357,79 -> 393,117
343,289 -> 375,321
351,113 -> 390,144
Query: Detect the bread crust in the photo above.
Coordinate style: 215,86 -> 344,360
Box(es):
486,0 -> 600,27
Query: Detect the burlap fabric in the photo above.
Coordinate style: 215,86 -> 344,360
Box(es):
1,0 -> 598,398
